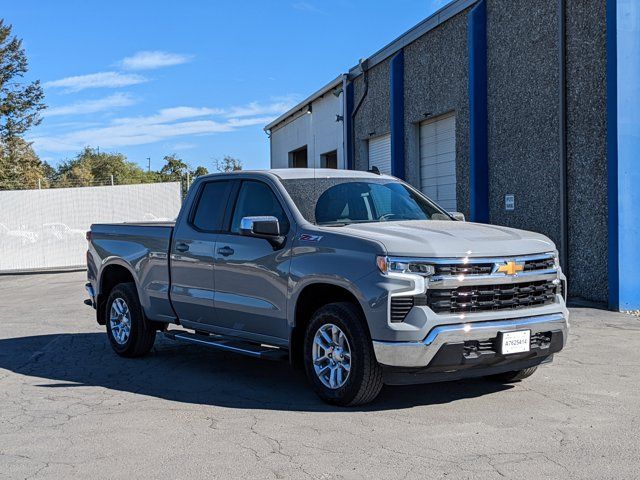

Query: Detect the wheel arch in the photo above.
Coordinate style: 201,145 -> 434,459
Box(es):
96,261 -> 138,325
289,281 -> 369,369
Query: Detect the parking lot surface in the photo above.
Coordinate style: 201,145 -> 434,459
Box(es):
0,272 -> 639,479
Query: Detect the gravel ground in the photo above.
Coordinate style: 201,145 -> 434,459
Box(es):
0,271 -> 639,479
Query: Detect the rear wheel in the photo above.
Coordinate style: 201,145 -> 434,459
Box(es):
303,302 -> 383,406
105,282 -> 156,357
486,366 -> 538,383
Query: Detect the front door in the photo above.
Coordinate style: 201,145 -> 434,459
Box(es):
170,179 -> 233,327
213,180 -> 293,342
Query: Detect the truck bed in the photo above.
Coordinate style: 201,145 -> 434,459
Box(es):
89,221 -> 176,322
92,221 -> 176,228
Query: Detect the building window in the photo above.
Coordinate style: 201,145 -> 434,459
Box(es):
288,146 -> 308,168
320,150 -> 338,169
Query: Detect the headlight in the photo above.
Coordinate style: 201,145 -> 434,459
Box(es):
552,251 -> 561,269
376,256 -> 435,276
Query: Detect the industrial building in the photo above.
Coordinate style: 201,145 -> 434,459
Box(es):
264,0 -> 639,311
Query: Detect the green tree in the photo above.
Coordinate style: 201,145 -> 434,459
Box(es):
192,165 -> 209,177
158,154 -> 189,182
215,155 -> 242,173
0,20 -> 46,190
0,137 -> 48,189
157,153 -> 208,181
55,147 -> 152,187
0,20 -> 46,153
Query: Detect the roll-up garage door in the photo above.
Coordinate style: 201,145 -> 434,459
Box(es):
368,134 -> 391,175
419,113 -> 456,211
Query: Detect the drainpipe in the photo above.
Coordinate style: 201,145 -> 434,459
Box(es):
350,59 -> 369,170
341,74 -> 348,169
558,0 -> 569,273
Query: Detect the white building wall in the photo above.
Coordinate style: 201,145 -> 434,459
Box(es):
270,113 -> 311,168
270,90 -> 344,169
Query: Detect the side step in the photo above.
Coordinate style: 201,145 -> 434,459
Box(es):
163,330 -> 288,361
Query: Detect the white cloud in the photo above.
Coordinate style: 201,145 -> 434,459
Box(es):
224,96 -> 299,118
171,142 -> 197,151
44,93 -> 136,117
119,51 -> 193,71
44,71 -> 147,93
113,106 -> 224,126
292,2 -> 325,14
31,98 -> 296,153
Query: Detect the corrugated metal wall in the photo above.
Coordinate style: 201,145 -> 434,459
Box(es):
0,182 -> 181,272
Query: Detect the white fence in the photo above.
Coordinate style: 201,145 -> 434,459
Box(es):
0,182 -> 182,273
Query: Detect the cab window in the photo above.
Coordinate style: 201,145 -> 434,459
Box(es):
191,181 -> 232,231
230,181 -> 290,234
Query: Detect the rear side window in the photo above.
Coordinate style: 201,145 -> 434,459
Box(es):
191,181 -> 232,231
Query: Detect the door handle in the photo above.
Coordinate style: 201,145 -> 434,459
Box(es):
217,246 -> 234,257
175,242 -> 189,253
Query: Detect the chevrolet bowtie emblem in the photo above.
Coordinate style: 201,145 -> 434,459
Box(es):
495,261 -> 524,276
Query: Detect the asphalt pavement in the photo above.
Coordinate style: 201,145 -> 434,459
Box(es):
0,272 -> 638,479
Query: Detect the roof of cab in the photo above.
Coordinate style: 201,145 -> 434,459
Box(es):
269,168 -> 389,180
198,168 -> 390,181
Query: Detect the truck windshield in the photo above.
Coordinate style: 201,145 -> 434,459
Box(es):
281,177 -> 450,225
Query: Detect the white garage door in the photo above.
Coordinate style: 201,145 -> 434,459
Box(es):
368,134 -> 391,175
420,113 -> 456,211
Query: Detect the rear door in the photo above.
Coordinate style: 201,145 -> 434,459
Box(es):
169,179 -> 233,327
213,179 -> 293,342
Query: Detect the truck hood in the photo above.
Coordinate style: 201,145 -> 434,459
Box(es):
332,220 -> 555,258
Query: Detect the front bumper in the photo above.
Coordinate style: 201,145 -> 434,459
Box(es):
372,312 -> 568,368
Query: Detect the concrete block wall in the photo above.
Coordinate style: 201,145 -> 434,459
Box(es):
403,9 -> 471,216
486,0 -> 561,247
352,58 -> 391,171
565,0 -> 608,303
349,0 -> 610,304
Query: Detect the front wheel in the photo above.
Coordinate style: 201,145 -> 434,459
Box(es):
303,302 -> 383,406
105,282 -> 156,357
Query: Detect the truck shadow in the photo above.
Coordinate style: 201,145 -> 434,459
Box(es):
0,332 -> 513,412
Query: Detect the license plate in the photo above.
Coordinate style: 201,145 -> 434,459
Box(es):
500,330 -> 530,354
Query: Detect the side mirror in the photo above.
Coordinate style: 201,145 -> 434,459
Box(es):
240,216 -> 280,236
449,212 -> 465,221
240,216 -> 285,248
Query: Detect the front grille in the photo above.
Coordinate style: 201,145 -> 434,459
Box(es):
426,280 -> 558,314
433,256 -> 555,277
523,257 -> 555,271
434,264 -> 493,276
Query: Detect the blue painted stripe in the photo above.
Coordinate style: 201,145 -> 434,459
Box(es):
468,0 -> 489,223
345,81 -> 355,170
606,0 -> 619,310
613,0 -> 640,310
390,50 -> 405,179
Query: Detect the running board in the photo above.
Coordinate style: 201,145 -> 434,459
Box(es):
163,331 -> 288,361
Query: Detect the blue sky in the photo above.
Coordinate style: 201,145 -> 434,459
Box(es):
7,0 -> 448,171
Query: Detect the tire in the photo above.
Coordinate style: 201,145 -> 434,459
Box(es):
303,302 -> 383,406
486,366 -> 538,383
105,282 -> 156,358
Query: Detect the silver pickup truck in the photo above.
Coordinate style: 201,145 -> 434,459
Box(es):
85,169 -> 568,406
